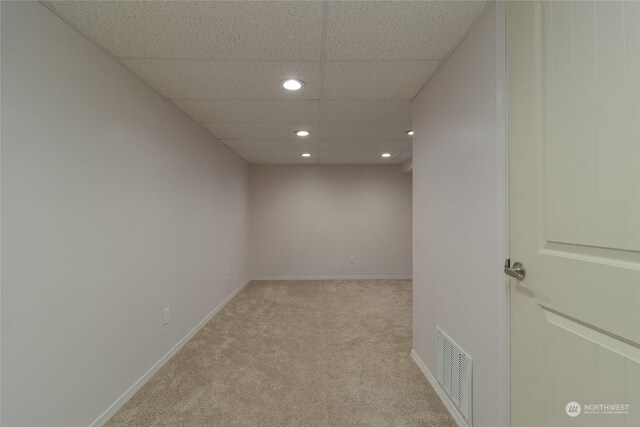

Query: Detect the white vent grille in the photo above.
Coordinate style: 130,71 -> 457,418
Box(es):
436,327 -> 472,425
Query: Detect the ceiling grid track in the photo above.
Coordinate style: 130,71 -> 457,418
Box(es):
44,0 -> 488,164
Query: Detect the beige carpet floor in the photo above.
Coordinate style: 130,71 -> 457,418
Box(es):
107,280 -> 455,426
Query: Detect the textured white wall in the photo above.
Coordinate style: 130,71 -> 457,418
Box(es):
412,4 -> 508,427
1,2 -> 249,426
250,165 -> 412,279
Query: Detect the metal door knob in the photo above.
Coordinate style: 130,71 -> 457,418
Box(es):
504,259 -> 526,281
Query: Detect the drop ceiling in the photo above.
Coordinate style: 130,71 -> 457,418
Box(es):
45,1 -> 488,164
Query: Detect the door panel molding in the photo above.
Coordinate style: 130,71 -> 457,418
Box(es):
508,2 -> 640,426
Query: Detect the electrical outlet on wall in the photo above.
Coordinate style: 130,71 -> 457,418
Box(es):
348,256 -> 355,264
163,307 -> 170,326
225,269 -> 232,281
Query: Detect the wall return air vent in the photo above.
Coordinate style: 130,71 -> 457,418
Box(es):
436,327 -> 472,425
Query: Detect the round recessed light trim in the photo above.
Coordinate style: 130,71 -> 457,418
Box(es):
301,153 -> 311,158
295,130 -> 310,137
381,153 -> 392,158
282,79 -> 304,91
406,130 -> 414,136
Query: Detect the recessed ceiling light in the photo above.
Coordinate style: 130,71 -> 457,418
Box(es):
381,153 -> 391,158
282,79 -> 303,91
301,153 -> 311,157
406,130 -> 414,136
295,130 -> 310,137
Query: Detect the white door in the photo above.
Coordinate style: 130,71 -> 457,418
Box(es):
507,1 -> 640,426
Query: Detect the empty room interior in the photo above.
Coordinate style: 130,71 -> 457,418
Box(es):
2,1 -> 639,427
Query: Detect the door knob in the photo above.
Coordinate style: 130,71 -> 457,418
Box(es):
504,259 -> 526,281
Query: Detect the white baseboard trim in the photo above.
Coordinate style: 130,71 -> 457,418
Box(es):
411,349 -> 469,427
91,278 -> 252,427
250,275 -> 413,281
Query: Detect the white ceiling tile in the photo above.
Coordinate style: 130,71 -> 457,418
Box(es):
322,100 -> 411,124
48,0 -> 479,164
224,140 -> 319,151
246,158 -> 319,165
173,99 -> 321,124
47,1 -> 323,60
325,1 -> 488,60
314,124 -> 413,141
224,139 -> 409,152
120,59 -> 321,99
323,61 -> 439,99
318,158 -> 404,165
316,139 -> 411,151
206,123 -> 412,141
236,150 -> 316,160
206,123 -> 320,141
318,150 -> 404,160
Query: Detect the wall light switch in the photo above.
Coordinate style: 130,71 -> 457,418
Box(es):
163,307 -> 170,326
349,256 -> 355,264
